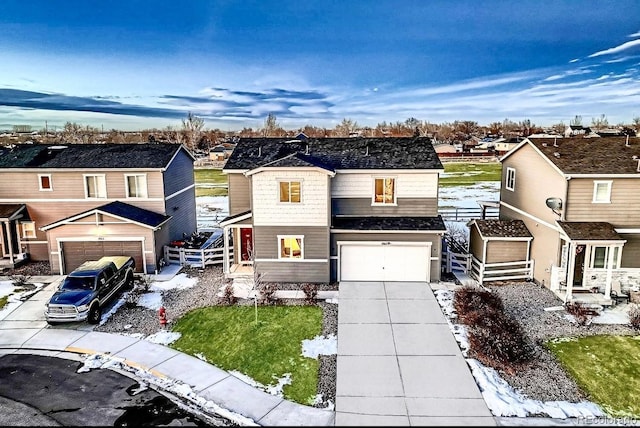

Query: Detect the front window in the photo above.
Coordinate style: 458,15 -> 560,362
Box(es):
38,174 -> 52,191
125,174 -> 148,198
22,222 -> 36,238
373,177 -> 396,204
505,167 -> 516,191
61,276 -> 95,291
279,181 -> 301,203
590,246 -> 619,269
85,175 -> 107,198
279,236 -> 303,259
592,181 -> 612,203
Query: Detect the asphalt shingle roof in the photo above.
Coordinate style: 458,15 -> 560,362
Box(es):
469,219 -> 532,238
223,137 -> 443,170
0,204 -> 26,220
557,221 -> 622,241
527,137 -> 640,175
42,201 -> 170,230
332,216 -> 447,231
0,143 -> 186,169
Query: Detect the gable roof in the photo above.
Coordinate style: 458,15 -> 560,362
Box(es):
0,143 -> 192,169
503,137 -> 640,175
41,201 -> 171,231
557,221 -> 623,241
468,219 -> 532,239
245,152 -> 336,176
223,137 -> 443,171
0,204 -> 27,221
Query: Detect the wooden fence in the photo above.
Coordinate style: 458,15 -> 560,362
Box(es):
468,256 -> 534,284
164,245 -> 233,268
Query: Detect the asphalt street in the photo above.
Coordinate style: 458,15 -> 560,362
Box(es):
0,353 -> 230,426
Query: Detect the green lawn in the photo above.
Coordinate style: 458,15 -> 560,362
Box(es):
170,305 -> 323,405
440,162 -> 502,187
194,168 -> 228,197
0,295 -> 7,310
546,335 -> 640,418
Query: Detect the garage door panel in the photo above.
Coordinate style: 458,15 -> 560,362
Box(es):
62,241 -> 143,274
340,243 -> 430,282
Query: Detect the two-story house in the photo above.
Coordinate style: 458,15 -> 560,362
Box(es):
0,143 -> 196,274
496,136 -> 640,303
220,137 -> 446,284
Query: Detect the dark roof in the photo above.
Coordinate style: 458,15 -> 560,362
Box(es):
0,204 -> 26,220
557,221 -> 622,241
258,153 -> 335,173
219,210 -> 252,226
42,201 -> 170,230
332,216 -> 447,232
223,137 -> 443,170
0,143 -> 189,169
469,219 -> 532,238
526,137 -> 640,175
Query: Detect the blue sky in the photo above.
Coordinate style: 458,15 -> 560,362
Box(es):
1,0 -> 640,131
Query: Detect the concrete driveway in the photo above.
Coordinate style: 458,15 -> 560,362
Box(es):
335,281 -> 495,426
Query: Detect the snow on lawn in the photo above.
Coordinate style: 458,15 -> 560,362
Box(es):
438,182 -> 500,209
433,288 -> 606,419
301,334 -> 337,358
135,273 -> 199,312
0,280 -> 45,321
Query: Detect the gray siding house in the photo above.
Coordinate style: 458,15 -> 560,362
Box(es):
0,143 -> 196,274
220,137 -> 446,284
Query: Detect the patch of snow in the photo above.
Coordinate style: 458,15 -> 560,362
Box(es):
137,291 -> 164,310
325,298 -> 338,304
0,281 -> 45,321
195,353 -> 208,362
146,331 -> 182,345
592,308 -> 630,325
438,182 -> 500,209
229,370 -> 292,398
302,334 -> 337,359
150,273 -> 198,292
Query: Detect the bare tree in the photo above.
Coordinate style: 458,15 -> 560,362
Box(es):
262,113 -> 281,137
570,115 -> 583,127
181,112 -> 205,152
335,118 -> 359,136
591,114 -> 608,130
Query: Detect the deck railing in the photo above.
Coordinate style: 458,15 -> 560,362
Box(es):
164,245 -> 233,268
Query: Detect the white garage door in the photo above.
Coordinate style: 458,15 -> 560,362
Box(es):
340,243 -> 431,282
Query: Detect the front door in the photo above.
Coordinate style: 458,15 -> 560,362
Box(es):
573,244 -> 586,286
240,228 -> 253,262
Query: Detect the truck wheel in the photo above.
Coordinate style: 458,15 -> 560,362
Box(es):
124,271 -> 134,290
88,304 -> 102,325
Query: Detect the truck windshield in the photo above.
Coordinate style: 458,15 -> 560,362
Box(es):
61,276 -> 95,291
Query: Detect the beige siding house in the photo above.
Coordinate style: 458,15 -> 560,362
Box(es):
0,143 -> 196,274
220,137 -> 446,284
496,136 -> 640,304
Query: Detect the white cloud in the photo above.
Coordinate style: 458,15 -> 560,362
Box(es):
628,31 -> 640,38
588,38 -> 640,58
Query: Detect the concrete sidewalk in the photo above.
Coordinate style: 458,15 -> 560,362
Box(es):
335,281 -> 495,426
0,279 -> 335,426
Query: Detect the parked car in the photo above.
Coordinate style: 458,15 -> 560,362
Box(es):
44,256 -> 135,325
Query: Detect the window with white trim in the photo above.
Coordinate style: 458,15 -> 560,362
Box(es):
279,181 -> 301,203
589,246 -> 619,269
592,180 -> 612,203
505,167 -> 516,191
84,175 -> 107,198
125,174 -> 148,198
278,236 -> 304,259
38,174 -> 52,191
373,177 -> 396,204
22,221 -> 36,238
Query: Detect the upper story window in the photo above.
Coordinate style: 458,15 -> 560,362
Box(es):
279,235 -> 304,259
21,221 -> 36,238
279,181 -> 301,203
505,167 -> 516,191
373,177 -> 396,205
125,174 -> 148,198
592,180 -> 612,203
38,174 -> 52,191
84,174 -> 107,199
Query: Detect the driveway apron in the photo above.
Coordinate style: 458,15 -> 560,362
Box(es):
335,281 -> 495,426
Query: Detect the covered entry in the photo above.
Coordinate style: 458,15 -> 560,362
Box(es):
339,242 -> 431,281
61,240 -> 144,273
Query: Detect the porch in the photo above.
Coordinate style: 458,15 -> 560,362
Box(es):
550,265 -> 640,306
219,211 -> 255,279
0,204 -> 31,269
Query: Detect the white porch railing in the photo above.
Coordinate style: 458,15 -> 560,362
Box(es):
442,250 -> 471,273
550,265 -> 640,292
469,256 -> 534,284
164,245 -> 234,269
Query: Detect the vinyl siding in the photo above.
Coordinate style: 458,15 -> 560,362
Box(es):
499,143 -> 566,225
331,172 -> 439,198
469,226 -> 484,260
330,232 -> 442,282
163,148 -> 195,196
486,241 -> 529,263
332,197 -> 438,216
228,173 -> 251,215
621,234 -> 640,268
565,178 -> 640,226
252,170 -> 329,226
164,187 -> 197,241
253,225 -> 329,283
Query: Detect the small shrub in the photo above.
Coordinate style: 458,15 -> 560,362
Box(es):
136,275 -> 153,292
564,301 -> 600,326
9,274 -> 32,289
220,284 -> 237,305
301,283 -> 319,305
628,304 -> 640,330
259,283 -> 279,305
454,286 -> 503,323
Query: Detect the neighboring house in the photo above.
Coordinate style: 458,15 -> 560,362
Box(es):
493,136 -> 640,304
220,137 -> 446,284
0,143 -> 196,274
209,145 -> 226,161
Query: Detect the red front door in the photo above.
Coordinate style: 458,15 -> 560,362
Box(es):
240,228 -> 253,262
